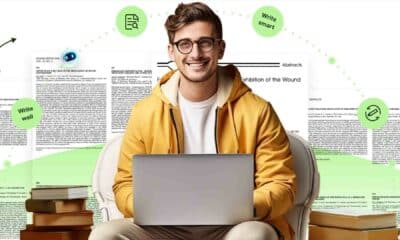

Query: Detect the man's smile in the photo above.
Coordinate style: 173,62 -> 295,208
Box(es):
185,59 -> 210,70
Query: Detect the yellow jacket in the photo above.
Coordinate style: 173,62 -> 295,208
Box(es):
113,65 -> 296,240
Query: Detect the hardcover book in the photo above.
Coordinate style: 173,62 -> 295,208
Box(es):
32,210 -> 93,227
20,229 -> 91,240
310,209 -> 397,230
31,185 -> 88,200
25,199 -> 86,213
309,225 -> 398,240
25,224 -> 91,231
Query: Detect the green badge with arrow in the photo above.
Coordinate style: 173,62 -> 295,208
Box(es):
357,98 -> 389,129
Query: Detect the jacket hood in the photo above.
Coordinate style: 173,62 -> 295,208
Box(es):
153,64 -> 251,107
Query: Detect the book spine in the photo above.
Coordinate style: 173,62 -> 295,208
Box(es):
26,199 -> 56,213
20,230 -> 70,240
20,229 -> 91,240
32,211 -> 93,227
26,199 -> 86,213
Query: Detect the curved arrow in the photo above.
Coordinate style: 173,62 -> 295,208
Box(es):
0,38 -> 16,48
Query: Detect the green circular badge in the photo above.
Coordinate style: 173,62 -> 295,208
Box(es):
11,98 -> 43,129
357,98 -> 389,129
116,6 -> 147,37
252,6 -> 284,37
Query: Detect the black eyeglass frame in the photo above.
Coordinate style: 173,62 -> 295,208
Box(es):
173,37 -> 222,54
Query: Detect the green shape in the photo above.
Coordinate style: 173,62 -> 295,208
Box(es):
314,152 -> 400,217
11,98 -> 43,129
0,145 -> 102,188
116,6 -> 147,37
328,57 -> 336,64
357,98 -> 389,129
31,145 -> 102,185
1,145 -> 400,225
316,153 -> 400,193
252,6 -> 284,37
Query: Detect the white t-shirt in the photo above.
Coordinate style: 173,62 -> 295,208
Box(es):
178,91 -> 218,154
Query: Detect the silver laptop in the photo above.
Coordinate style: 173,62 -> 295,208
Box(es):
133,154 -> 253,225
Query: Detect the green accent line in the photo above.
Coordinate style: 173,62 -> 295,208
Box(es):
0,145 -> 103,189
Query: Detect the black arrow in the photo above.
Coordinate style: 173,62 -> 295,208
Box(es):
0,38 -> 17,48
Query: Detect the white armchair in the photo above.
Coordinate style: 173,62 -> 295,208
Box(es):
92,133 -> 124,221
91,132 -> 320,240
284,132 -> 320,240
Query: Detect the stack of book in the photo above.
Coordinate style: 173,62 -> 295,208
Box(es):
309,209 -> 398,240
20,185 -> 93,240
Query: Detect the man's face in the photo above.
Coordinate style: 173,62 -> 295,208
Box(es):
168,21 -> 225,83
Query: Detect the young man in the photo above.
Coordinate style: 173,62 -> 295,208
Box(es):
90,2 -> 296,240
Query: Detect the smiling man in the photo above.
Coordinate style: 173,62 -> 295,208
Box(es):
168,20 -> 221,101
89,2 -> 296,240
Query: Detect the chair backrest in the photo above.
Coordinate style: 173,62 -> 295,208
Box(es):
92,132 -> 320,240
92,133 -> 124,221
285,132 -> 320,240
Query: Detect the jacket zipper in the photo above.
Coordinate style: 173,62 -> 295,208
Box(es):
214,108 -> 219,153
169,108 -> 180,153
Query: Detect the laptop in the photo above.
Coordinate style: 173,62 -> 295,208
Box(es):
133,154 -> 253,225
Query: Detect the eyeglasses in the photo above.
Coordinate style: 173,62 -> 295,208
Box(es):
173,37 -> 220,54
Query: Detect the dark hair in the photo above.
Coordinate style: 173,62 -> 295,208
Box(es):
165,2 -> 223,43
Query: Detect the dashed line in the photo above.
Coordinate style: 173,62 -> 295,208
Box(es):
76,9 -> 364,101
284,27 -> 364,99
